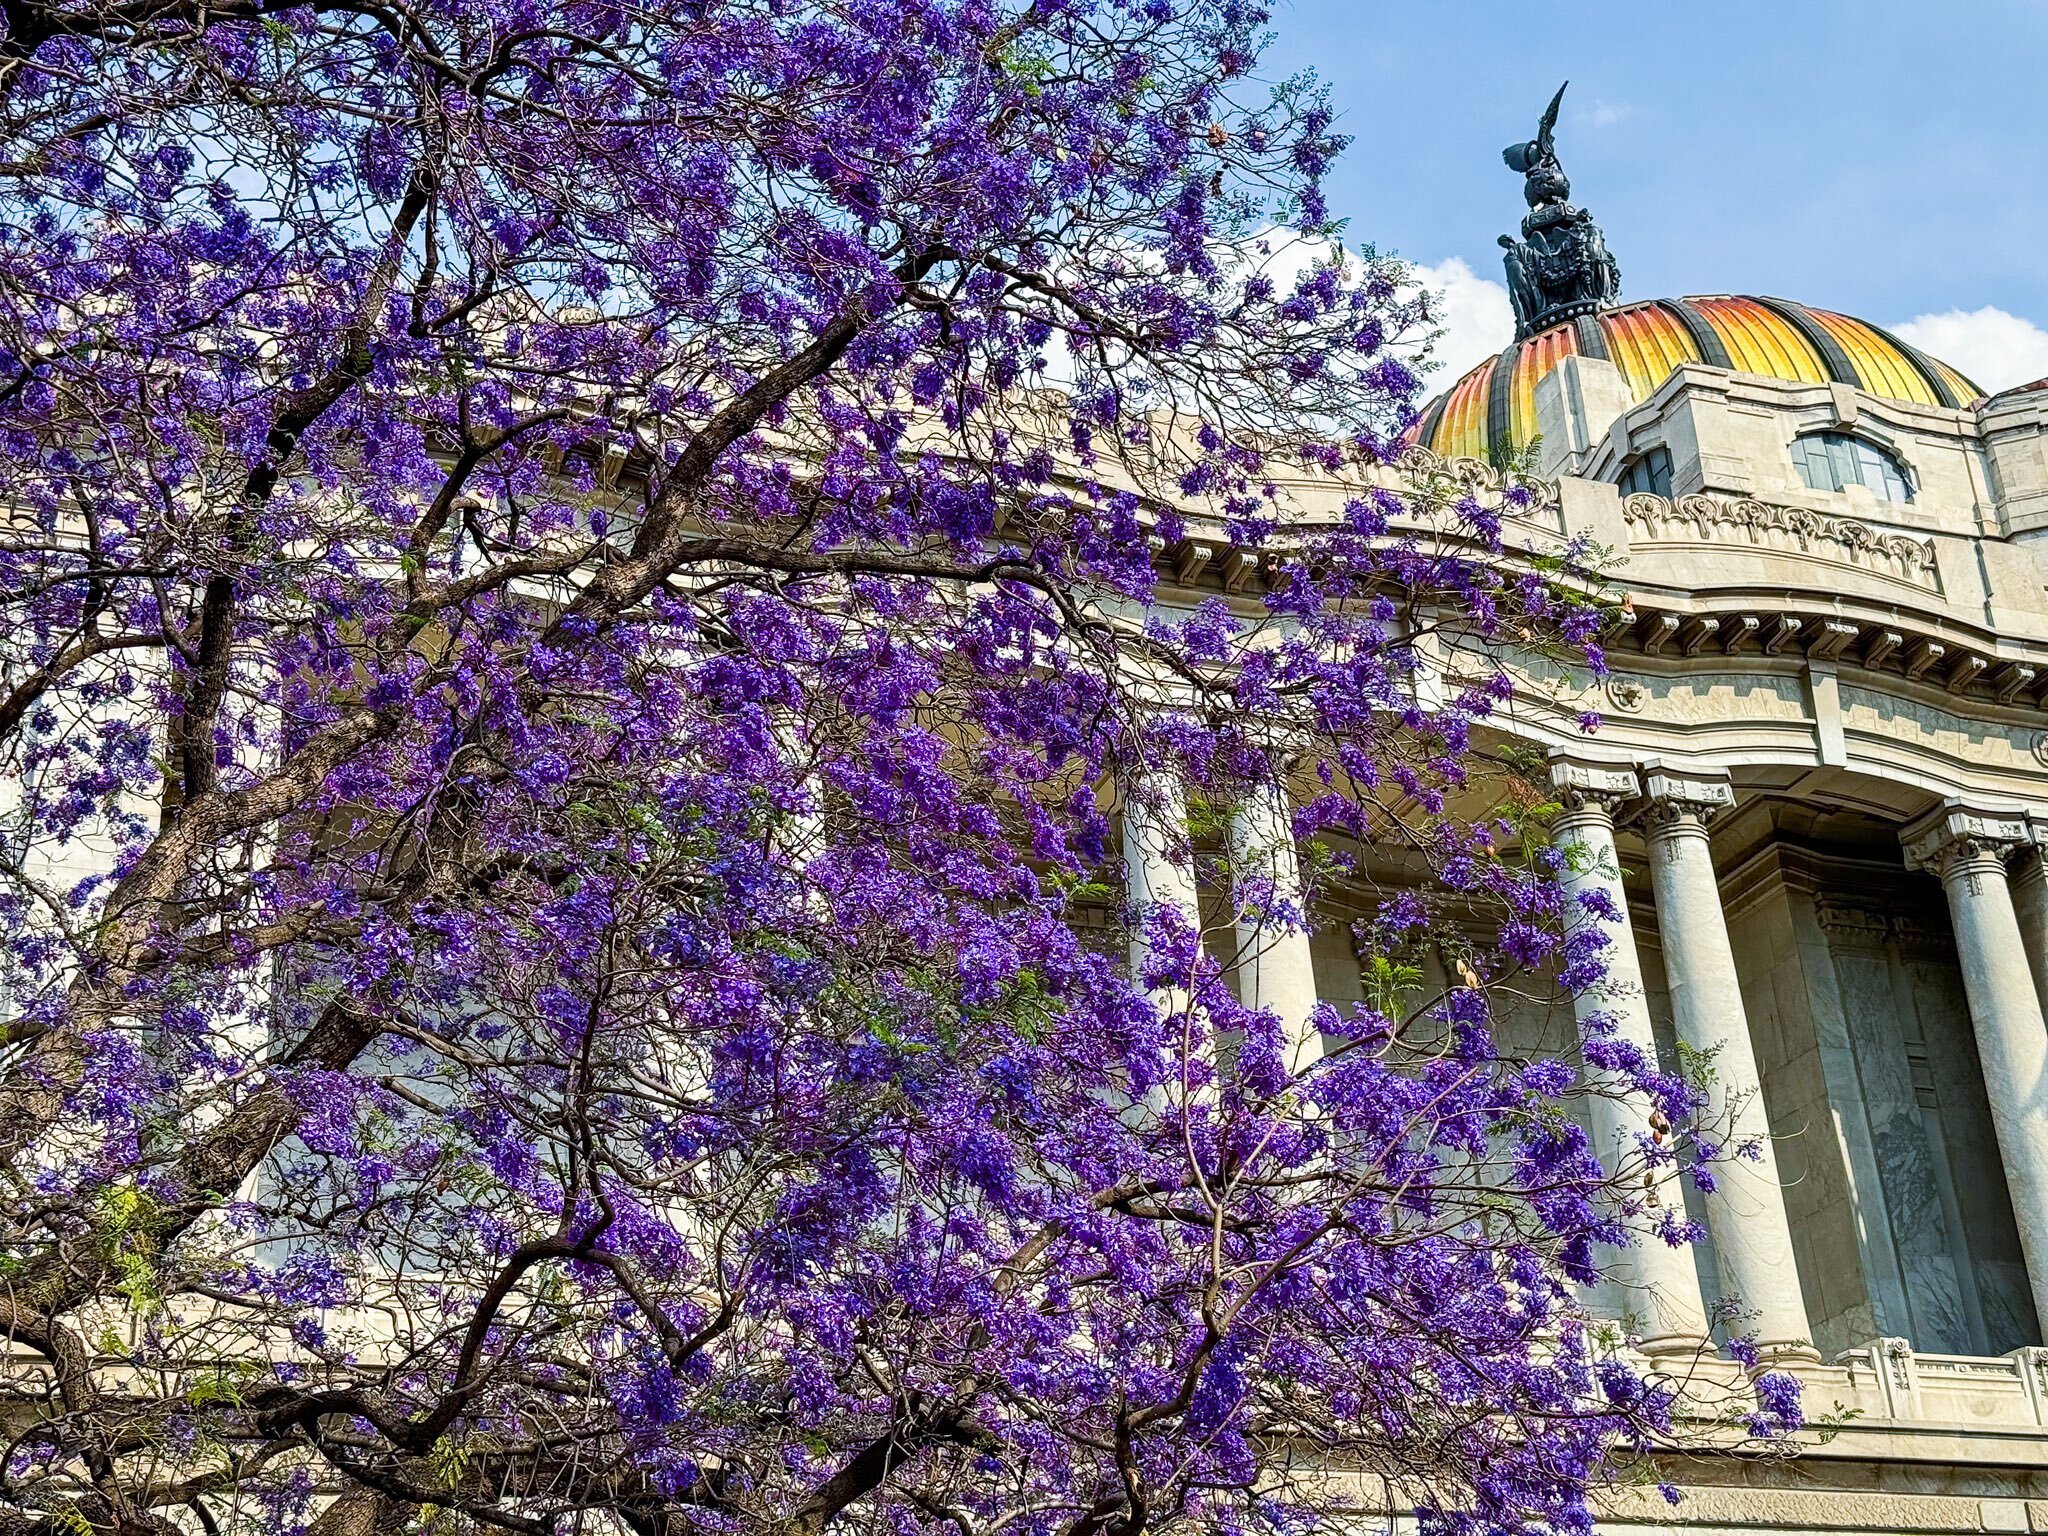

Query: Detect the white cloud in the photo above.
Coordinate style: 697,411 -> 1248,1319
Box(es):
1575,99 -> 1634,130
1894,306 -> 2048,395
1402,257 -> 1515,390
1026,238 -> 1521,409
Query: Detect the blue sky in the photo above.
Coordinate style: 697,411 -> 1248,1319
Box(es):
1256,0 -> 2048,390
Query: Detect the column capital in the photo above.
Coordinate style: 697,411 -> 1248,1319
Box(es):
1901,800 -> 2032,880
1638,761 -> 1736,835
1242,721 -> 1313,776
1814,899 -> 1892,951
1119,664 -> 1205,718
1547,749 -> 1640,822
2014,834 -> 2048,893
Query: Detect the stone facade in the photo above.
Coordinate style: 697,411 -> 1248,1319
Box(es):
1525,356 -> 2048,1528
1132,342 -> 2048,1530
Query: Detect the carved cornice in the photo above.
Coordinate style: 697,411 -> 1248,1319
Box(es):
1611,600 -> 2048,715
1621,491 -> 1939,589
1144,444 -> 1562,597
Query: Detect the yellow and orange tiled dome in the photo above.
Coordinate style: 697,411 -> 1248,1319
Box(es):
1406,295 -> 1983,464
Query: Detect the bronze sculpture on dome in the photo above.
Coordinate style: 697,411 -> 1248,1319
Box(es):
1498,82 -> 1621,340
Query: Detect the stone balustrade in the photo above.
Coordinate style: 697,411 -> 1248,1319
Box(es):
1830,1338 -> 2048,1430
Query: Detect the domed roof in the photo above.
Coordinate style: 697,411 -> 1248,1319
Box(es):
1407,295 -> 1983,463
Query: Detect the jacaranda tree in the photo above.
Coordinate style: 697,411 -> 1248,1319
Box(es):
0,0 -> 1793,1531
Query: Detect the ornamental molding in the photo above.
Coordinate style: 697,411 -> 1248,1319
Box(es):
1621,490 -> 1939,589
1391,444 -> 1561,515
1813,900 -> 1891,948
1900,801 -> 2032,878
1547,752 -> 1640,817
1882,1336 -> 1916,1393
1812,902 -> 1959,959
1602,674 -> 1648,714
1639,764 -> 1736,826
1614,602 -> 2048,714
1887,915 -> 1956,959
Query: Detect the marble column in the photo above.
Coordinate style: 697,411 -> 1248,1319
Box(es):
1120,769 -> 1205,1116
1228,767 -> 1322,1073
1123,770 -> 1202,1008
1640,764 -> 1818,1361
2009,824 -> 2048,1017
1550,754 -> 1711,1358
1902,802 -> 2048,1331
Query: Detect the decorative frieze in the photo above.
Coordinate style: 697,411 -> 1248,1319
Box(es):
1888,915 -> 1957,960
1392,443 -> 1561,514
1813,899 -> 1957,961
1621,489 -> 1940,588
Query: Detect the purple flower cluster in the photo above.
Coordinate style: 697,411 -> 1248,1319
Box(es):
0,0 -> 1789,1530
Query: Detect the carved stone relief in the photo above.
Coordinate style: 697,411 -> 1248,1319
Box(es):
1392,443 -> 1561,515
1622,490 -> 1940,589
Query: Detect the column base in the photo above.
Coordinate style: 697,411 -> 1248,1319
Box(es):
1636,1331 -> 1717,1366
1754,1339 -> 1824,1367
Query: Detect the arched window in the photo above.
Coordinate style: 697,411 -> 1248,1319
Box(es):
1615,445 -> 1673,498
1790,432 -> 1914,503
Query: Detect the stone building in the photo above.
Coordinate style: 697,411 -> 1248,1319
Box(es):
1258,144 -> 2048,1533
11,88 -> 2048,1535
1403,311 -> 2048,1534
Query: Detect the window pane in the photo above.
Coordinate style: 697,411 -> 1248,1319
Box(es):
1829,434 -> 1859,491
1790,433 -> 1914,502
1852,439 -> 1912,502
1617,445 -> 1675,498
1791,435 -> 1831,491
